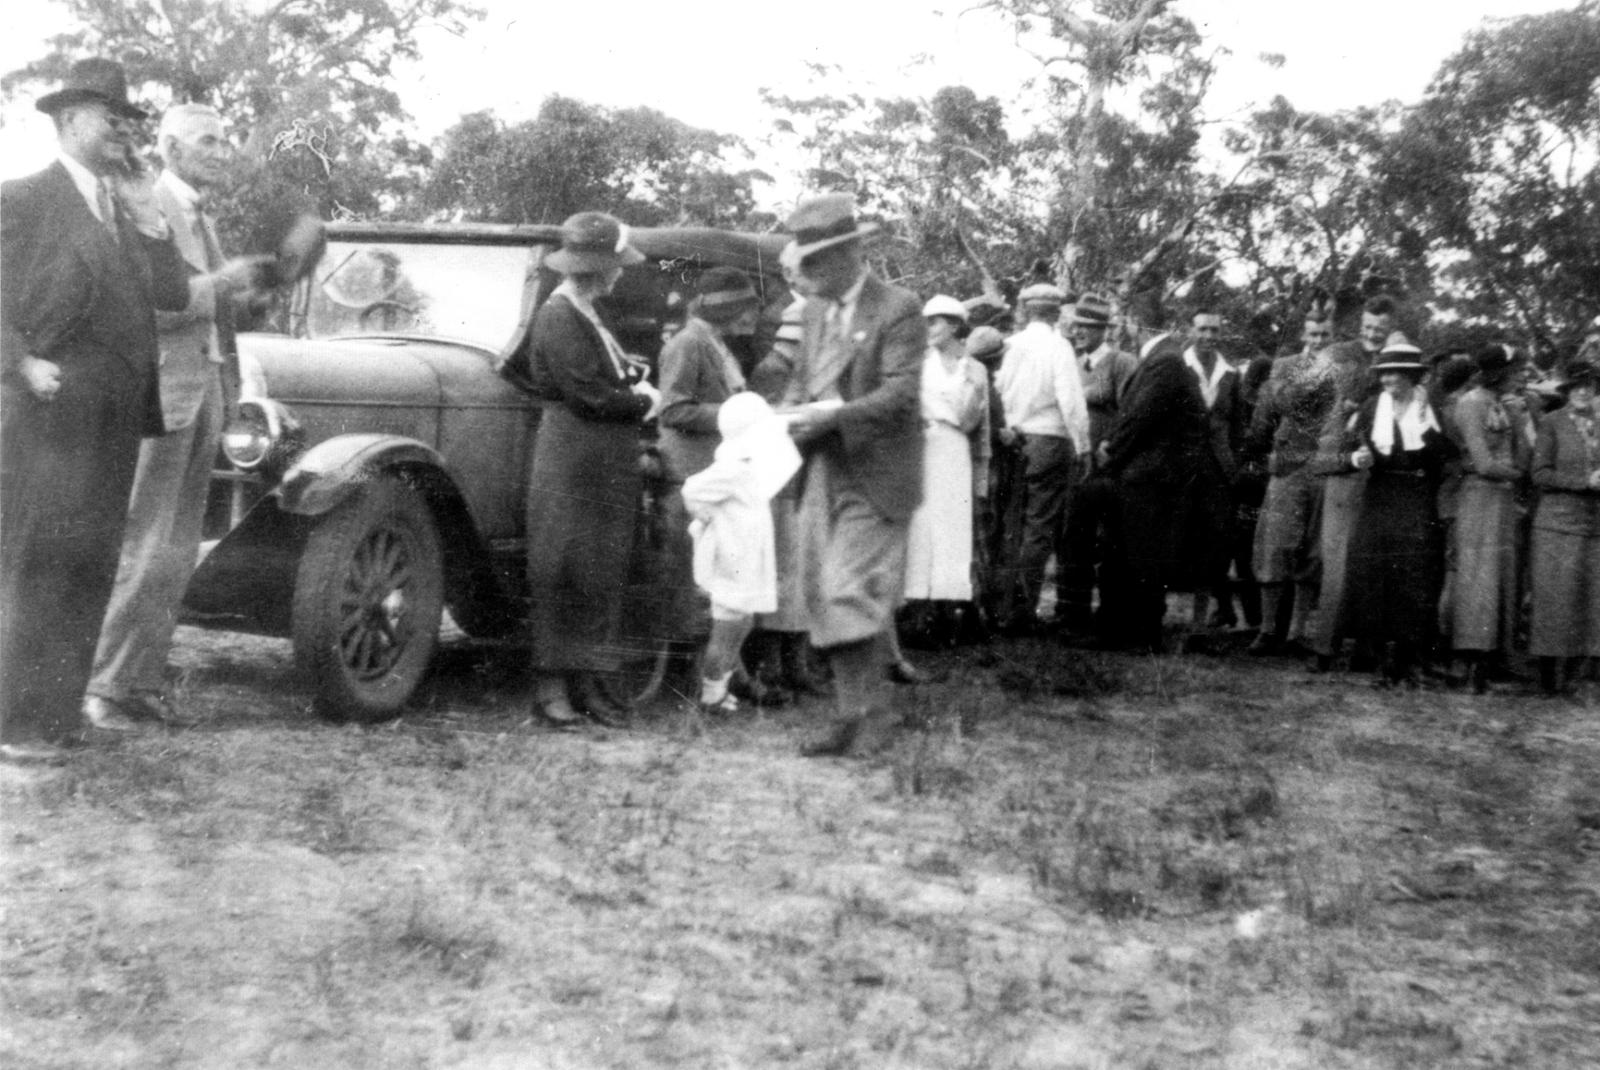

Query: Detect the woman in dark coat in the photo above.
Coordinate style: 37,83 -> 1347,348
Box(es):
502,211 -> 660,727
656,267 -> 763,644
1528,362 -> 1600,693
1338,334 -> 1455,686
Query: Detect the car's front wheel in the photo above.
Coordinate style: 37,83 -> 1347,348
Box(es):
292,476 -> 444,722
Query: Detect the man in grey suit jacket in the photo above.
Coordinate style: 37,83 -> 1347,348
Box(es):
84,102 -> 262,730
780,194 -> 926,757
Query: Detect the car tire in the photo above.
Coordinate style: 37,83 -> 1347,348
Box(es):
292,476 -> 444,722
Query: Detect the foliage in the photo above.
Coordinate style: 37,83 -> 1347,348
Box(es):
761,77 -> 1039,295
416,97 -> 772,229
1379,0 -> 1600,345
2,0 -> 483,245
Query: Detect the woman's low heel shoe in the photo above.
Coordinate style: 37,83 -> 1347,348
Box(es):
538,696 -> 585,729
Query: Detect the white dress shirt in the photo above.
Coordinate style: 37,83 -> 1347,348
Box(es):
58,151 -> 109,223
994,320 -> 1090,456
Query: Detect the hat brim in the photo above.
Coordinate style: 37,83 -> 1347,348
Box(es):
786,222 -> 879,264
1072,315 -> 1110,327
37,88 -> 147,120
1371,360 -> 1426,374
544,245 -> 645,275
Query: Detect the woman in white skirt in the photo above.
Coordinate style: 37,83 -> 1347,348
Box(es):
901,295 -> 992,646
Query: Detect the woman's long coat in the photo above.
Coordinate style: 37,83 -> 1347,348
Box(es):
506,293 -> 650,674
1528,408 -> 1600,658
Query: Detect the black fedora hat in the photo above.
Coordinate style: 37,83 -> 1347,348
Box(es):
36,58 -> 147,121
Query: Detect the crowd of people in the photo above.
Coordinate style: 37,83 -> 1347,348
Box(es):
7,59 -> 1599,765
516,189 -> 1600,758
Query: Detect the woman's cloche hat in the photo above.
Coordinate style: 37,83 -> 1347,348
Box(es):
545,211 -> 644,275
693,266 -> 759,325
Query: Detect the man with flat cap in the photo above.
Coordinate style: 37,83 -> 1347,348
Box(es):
0,59 -> 195,760
780,193 -> 926,758
992,282 -> 1090,634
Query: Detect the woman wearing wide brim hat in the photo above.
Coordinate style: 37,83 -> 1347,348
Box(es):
1448,343 -> 1531,691
1527,361 -> 1600,693
503,211 -> 659,728
1337,332 -> 1456,687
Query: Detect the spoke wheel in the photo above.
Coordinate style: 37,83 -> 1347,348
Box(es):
292,477 -> 444,721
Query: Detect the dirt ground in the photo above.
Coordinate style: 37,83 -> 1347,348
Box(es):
3,623 -> 1598,1069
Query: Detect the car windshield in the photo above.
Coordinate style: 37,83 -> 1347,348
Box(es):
306,241 -> 536,352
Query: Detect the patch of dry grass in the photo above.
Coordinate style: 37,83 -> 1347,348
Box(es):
3,629 -> 1598,1068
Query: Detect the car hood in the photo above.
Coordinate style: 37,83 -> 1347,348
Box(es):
238,333 -> 523,409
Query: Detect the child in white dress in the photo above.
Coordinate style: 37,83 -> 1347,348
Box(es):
680,392 -> 803,712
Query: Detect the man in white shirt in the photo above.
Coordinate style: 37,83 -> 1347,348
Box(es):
992,283 -> 1090,633
84,103 -> 263,731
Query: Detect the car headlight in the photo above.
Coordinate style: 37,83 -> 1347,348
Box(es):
222,398 -> 299,472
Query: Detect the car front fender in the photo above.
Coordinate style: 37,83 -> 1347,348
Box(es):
274,434 -> 448,517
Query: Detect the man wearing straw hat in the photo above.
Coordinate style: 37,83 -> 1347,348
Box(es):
1,59 -> 192,760
779,193 -> 925,758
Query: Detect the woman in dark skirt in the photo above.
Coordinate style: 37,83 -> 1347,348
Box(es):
1338,334 -> 1455,686
501,211 -> 660,727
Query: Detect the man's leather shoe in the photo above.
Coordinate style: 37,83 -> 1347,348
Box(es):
0,741 -> 69,764
887,660 -> 932,685
801,718 -> 860,758
731,672 -> 791,708
572,674 -> 632,728
1245,634 -> 1279,656
81,696 -> 145,734
122,691 -> 199,727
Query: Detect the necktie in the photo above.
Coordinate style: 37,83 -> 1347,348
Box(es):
97,179 -> 119,239
194,209 -> 223,270
805,303 -> 850,400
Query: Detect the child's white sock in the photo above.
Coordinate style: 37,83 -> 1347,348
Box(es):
700,671 -> 733,704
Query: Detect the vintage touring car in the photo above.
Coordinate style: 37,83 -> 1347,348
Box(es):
183,221 -> 791,721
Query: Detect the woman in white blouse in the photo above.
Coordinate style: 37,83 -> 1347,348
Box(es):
901,295 -> 992,643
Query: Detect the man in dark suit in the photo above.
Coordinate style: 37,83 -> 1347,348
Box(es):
84,103 -> 263,731
0,59 -> 191,761
1096,333 -> 1208,653
1057,292 -> 1138,637
779,194 -> 926,757
1181,307 -> 1251,631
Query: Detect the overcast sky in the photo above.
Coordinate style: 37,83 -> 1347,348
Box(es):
0,0 -> 1573,183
